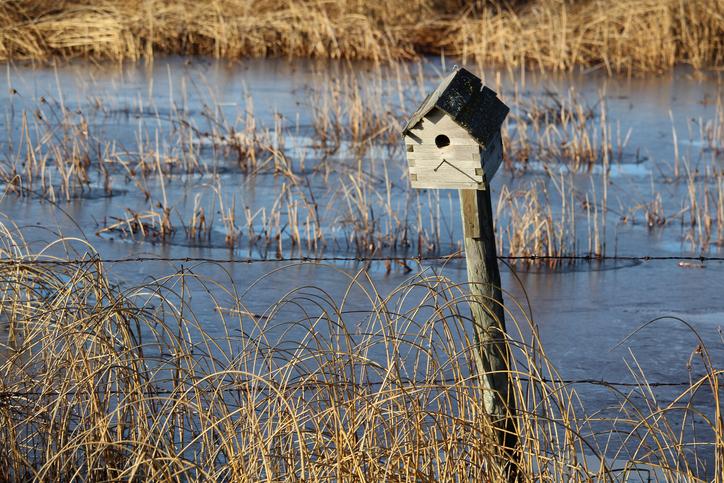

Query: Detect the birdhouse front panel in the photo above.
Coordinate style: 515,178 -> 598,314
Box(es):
405,108 -> 484,190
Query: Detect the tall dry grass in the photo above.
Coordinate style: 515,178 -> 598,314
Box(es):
3,61 -> 720,260
0,221 -> 721,480
456,0 -> 724,74
1,0 -> 722,72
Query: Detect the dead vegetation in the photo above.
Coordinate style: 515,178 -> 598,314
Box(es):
0,226 -> 720,480
2,60 -> 722,261
1,0 -> 722,72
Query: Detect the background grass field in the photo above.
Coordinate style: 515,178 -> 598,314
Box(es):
1,0 -> 722,72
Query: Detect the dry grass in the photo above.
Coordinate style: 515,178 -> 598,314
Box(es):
0,223 -> 721,480
457,0 -> 724,74
496,178 -> 578,266
1,0 -> 722,72
3,61 -> 721,260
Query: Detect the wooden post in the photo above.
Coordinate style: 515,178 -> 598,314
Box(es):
400,66 -> 516,473
460,186 -> 518,466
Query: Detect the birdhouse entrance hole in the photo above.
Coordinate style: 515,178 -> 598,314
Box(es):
435,134 -> 450,149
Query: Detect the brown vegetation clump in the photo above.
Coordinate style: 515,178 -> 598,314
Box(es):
0,0 -> 722,72
456,0 -> 724,73
0,224 -> 721,480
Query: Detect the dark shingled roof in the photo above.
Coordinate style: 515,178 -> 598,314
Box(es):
402,67 -> 509,148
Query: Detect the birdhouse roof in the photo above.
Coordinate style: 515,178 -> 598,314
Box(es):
401,67 -> 509,148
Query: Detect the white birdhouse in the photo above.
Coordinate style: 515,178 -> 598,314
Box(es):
402,67 -> 509,190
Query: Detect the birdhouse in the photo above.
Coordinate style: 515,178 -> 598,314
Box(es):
402,67 -> 509,190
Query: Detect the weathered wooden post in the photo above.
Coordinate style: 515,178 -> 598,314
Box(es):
402,67 -> 517,465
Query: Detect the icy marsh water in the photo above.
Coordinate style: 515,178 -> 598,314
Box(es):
1,57 -> 722,473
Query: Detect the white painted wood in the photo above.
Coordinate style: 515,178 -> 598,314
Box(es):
404,108 -> 486,190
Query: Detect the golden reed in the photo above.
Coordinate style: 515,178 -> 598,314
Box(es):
1,0 -> 721,72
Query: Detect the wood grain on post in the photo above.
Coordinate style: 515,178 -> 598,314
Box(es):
460,187 -> 518,461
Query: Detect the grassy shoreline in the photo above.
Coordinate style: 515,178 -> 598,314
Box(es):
1,0 -> 722,73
